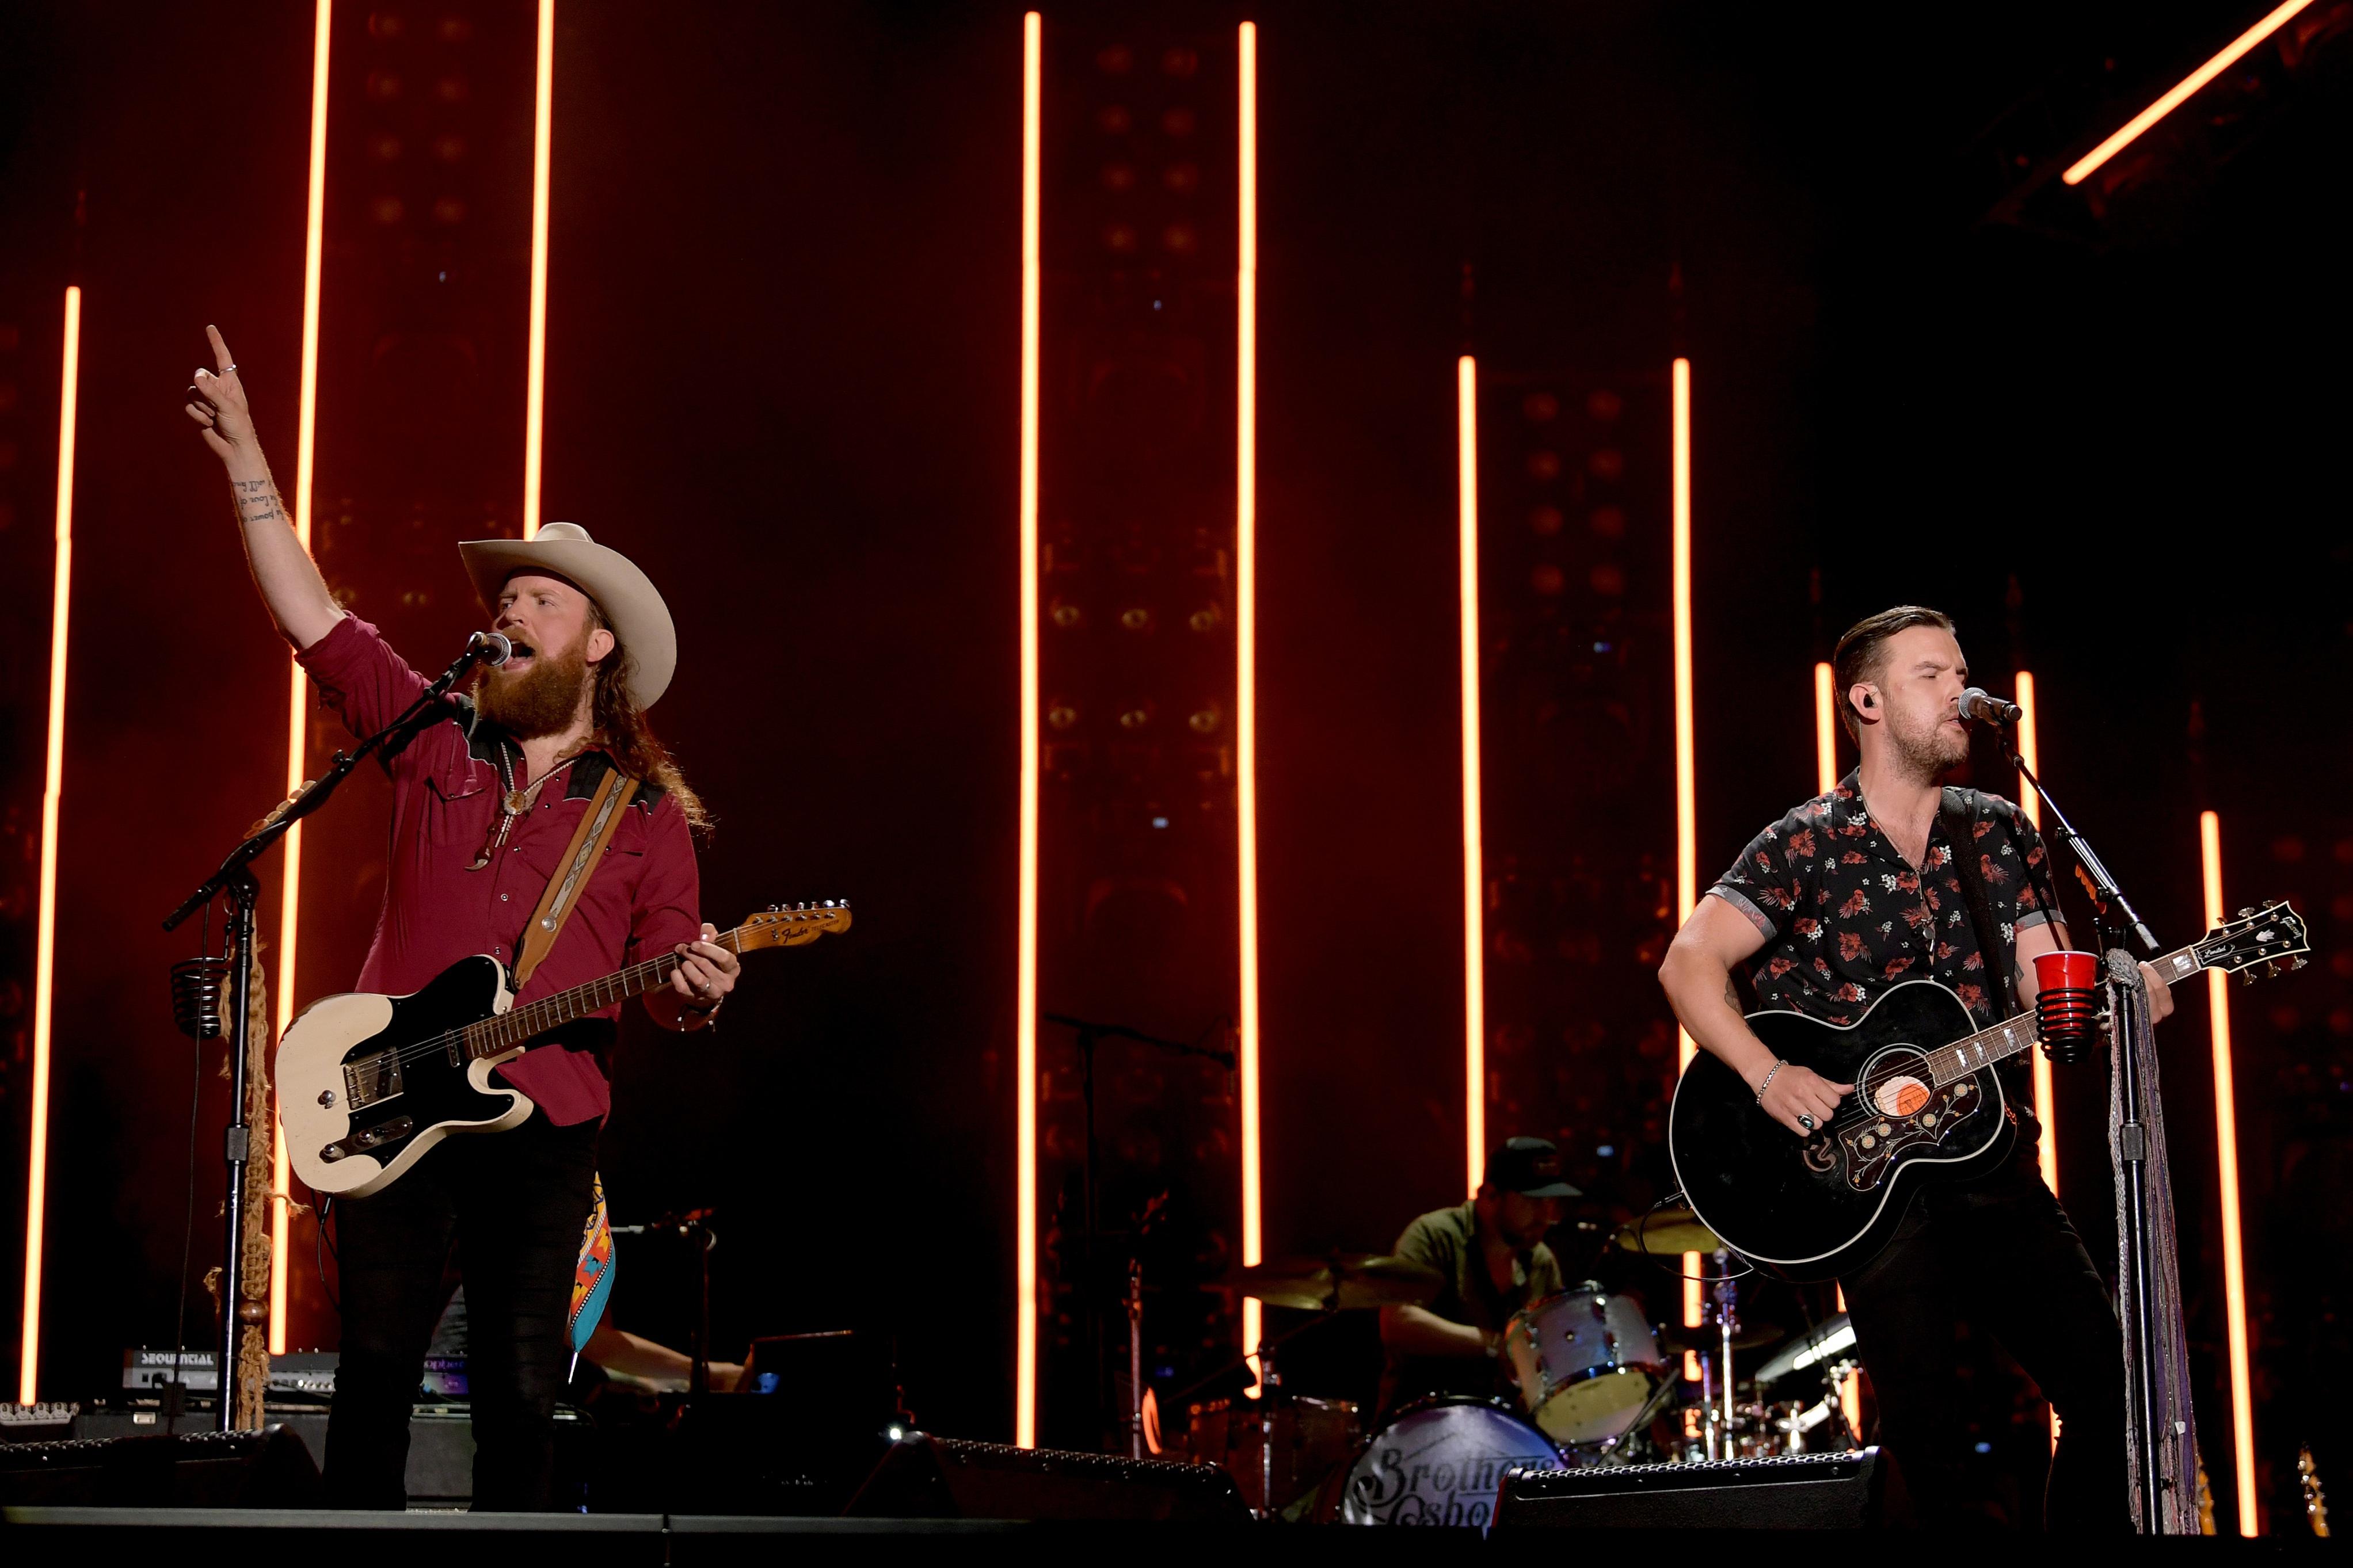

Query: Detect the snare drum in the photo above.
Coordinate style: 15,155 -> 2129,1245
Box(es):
1502,1284 -> 1665,1445
1331,1396 -> 1560,1527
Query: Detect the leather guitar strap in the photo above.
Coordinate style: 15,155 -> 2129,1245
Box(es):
1940,784 -> 2016,1022
514,766 -> 640,990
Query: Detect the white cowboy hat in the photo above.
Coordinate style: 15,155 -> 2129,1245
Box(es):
458,522 -> 677,709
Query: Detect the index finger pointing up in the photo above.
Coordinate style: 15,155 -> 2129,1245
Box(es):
205,324 -> 237,377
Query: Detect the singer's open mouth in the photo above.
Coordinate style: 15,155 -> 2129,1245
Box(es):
505,640 -> 539,666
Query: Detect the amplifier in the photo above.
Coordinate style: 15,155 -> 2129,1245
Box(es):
846,1433 -> 1252,1523
68,1403 -> 590,1505
1492,1448 -> 1883,1531
0,1423 -> 321,1507
119,1348 -> 469,1397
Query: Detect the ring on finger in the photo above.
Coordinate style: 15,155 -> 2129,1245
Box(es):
1798,1113 -> 1816,1131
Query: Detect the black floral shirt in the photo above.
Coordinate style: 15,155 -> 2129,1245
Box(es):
1709,771 -> 2055,1037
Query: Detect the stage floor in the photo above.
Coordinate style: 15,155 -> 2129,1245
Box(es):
1,1504 -> 2332,1561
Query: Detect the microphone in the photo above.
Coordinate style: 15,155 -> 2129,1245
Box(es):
467,631 -> 513,667
1958,686 -> 2021,726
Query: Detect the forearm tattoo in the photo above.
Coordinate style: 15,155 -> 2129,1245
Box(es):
233,476 -> 287,525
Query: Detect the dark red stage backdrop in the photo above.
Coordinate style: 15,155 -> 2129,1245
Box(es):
1,5 -> 2346,1537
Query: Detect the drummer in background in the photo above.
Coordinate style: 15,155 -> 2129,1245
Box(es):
1376,1138 -> 1579,1418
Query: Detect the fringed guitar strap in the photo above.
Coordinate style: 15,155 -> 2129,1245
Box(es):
513,766 -> 641,990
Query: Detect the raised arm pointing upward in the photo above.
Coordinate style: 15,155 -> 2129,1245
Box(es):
184,324 -> 341,650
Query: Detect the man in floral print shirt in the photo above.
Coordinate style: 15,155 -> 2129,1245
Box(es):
1660,607 -> 2172,1532
1713,768 -> 2060,1136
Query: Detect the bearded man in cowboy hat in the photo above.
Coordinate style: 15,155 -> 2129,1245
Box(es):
186,326 -> 739,1510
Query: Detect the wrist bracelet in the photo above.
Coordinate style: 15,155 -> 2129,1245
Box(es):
1754,1059 -> 1787,1104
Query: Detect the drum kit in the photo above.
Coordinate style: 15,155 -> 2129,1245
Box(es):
1172,1208 -> 1866,1524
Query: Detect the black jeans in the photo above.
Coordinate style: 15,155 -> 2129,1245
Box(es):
323,1111 -> 598,1510
1840,1143 -> 2128,1532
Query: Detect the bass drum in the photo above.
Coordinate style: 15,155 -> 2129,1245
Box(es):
1328,1396 -> 1560,1527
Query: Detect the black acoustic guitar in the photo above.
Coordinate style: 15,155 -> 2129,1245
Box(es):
280,902 -> 850,1199
1667,901 -> 2306,1281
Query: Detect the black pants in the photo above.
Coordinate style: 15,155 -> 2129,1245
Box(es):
323,1111 -> 597,1510
1840,1142 -> 2128,1532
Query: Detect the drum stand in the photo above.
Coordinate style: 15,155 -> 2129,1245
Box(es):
1255,1337 -> 1282,1518
1698,1248 -> 1738,1461
1126,1259 -> 1146,1459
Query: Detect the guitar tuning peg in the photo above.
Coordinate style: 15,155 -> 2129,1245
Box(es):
767,904 -> 779,913
2238,907 -> 2255,919
2238,970 -> 2256,986
2291,956 -> 2309,970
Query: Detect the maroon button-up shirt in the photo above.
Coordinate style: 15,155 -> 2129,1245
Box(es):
295,614 -> 702,1126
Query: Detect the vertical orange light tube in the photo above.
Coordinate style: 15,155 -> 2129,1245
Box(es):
270,0 -> 334,1357
1457,356 -> 1484,1201
18,285 -> 81,1405
1812,662 -> 1837,792
2013,671 -> 2058,1199
2202,811 -> 2258,1535
1013,7 -> 1042,1450
1815,656 -> 1860,1429
1235,17 -> 1265,1395
521,0 -> 555,540
1670,358 -> 1700,1327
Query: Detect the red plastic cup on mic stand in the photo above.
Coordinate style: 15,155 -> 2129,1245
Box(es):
2032,949 -> 2103,1066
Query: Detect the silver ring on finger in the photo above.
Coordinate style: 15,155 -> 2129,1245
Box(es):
1798,1113 -> 1816,1131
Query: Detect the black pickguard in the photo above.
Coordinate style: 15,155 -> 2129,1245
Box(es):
1667,980 -> 2016,1281
318,956 -> 519,1180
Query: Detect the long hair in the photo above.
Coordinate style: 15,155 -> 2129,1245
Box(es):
586,603 -> 711,835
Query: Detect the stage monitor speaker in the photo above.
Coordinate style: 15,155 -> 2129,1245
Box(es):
0,1424 -> 322,1508
844,1433 -> 1251,1523
1492,1448 -> 1882,1531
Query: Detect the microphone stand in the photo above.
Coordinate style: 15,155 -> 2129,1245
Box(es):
162,636 -> 501,1430
1994,731 -> 2168,1532
1039,1013 -> 1237,1451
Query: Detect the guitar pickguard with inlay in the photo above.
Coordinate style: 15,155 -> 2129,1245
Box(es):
1834,1047 -> 1989,1192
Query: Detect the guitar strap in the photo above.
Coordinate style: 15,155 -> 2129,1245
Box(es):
514,766 -> 641,990
1939,784 -> 2016,1023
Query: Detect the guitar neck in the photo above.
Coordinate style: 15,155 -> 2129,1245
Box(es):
1922,941 -> 2194,1086
464,926 -> 747,1060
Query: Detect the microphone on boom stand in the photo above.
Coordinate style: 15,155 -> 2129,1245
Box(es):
463,630 -> 513,668
1956,686 -> 2021,726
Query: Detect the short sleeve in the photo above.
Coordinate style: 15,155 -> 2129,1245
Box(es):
1708,818 -> 1808,943
1994,795 -> 2058,932
626,791 -> 703,964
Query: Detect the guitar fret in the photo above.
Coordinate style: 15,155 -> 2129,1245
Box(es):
459,920 -> 808,1063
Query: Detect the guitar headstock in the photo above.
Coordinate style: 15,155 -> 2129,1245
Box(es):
734,901 -> 854,952
2194,898 -> 2309,983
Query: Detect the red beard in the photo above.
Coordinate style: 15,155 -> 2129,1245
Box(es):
475,636 -> 591,739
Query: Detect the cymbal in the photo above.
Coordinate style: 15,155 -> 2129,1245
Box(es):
1225,1253 -> 1445,1313
1613,1207 -> 1724,1257
1659,1317 -> 1783,1353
